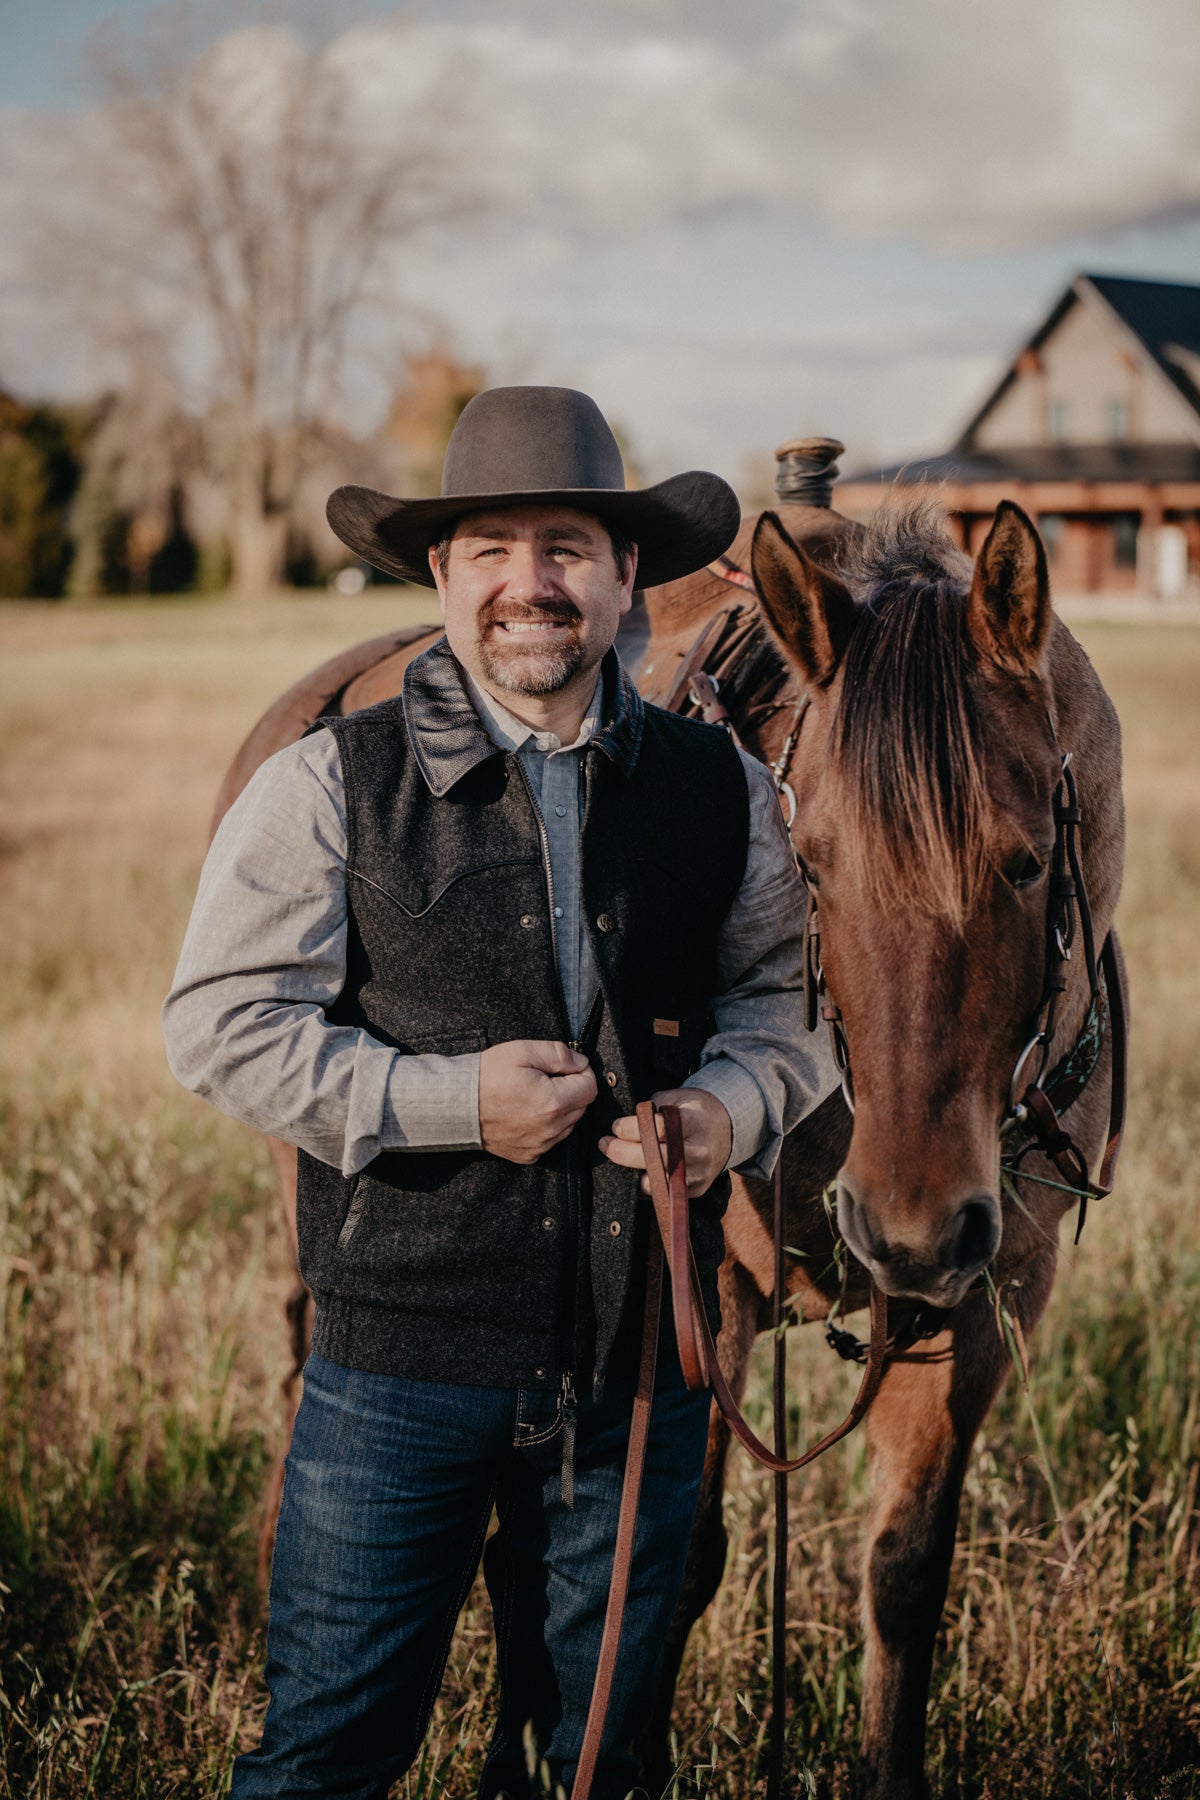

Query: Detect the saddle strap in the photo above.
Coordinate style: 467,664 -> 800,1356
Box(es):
573,1105 -> 889,1800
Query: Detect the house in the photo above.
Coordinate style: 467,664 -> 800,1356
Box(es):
835,273 -> 1200,596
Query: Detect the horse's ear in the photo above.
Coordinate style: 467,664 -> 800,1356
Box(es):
751,511 -> 855,687
966,501 -> 1051,675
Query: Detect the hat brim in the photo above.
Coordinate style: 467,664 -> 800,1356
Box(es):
325,472 -> 742,591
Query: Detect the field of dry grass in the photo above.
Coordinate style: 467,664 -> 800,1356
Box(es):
1,593 -> 1198,1797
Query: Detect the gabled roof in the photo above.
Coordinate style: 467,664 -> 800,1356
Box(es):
841,441 -> 1200,490
954,272 -> 1200,452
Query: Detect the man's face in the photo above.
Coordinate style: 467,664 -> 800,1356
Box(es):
428,505 -> 636,702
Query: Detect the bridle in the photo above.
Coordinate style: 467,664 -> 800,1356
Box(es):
786,701 -> 1127,1245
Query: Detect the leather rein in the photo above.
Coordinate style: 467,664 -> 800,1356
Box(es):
574,1102 -> 888,1800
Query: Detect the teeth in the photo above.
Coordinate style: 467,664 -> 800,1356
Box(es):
500,621 -> 565,633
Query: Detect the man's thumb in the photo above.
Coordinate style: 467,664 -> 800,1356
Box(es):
529,1039 -> 588,1076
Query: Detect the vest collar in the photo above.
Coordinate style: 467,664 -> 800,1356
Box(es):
402,636 -> 645,797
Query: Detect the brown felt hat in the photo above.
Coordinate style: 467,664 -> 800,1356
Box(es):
326,385 -> 741,589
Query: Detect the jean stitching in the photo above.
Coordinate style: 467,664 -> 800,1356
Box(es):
513,1388 -> 563,1449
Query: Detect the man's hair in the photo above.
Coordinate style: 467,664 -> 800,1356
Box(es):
435,518 -> 635,582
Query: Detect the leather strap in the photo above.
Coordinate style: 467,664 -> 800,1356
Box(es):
1096,932 -> 1128,1194
573,1228 -> 664,1800
573,1105 -> 888,1800
637,1103 -> 890,1471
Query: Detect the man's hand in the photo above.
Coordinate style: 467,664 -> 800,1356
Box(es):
599,1087 -> 733,1198
479,1040 -> 598,1164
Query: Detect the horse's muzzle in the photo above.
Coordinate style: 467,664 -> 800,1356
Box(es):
836,1179 -> 1001,1305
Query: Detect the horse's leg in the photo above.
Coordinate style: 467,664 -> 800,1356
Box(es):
638,1258 -> 763,1793
258,1135 -> 312,1587
856,1252 -> 1056,1800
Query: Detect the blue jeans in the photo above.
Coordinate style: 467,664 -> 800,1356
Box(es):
230,1350 -> 712,1799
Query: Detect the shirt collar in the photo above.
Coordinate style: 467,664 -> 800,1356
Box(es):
401,637 -> 645,797
463,669 -> 603,757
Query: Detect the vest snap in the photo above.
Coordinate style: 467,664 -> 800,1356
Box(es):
541,1216 -> 556,1231
520,914 -> 536,929
596,912 -> 616,933
604,1069 -> 618,1089
609,1220 -> 622,1237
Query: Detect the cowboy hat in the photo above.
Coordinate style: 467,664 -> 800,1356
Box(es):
326,385 -> 741,589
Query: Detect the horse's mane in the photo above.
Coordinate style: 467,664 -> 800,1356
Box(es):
830,501 -> 987,927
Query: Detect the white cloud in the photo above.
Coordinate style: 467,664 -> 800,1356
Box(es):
324,0 -> 1200,251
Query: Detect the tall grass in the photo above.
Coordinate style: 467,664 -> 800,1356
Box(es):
1,598 -> 1198,1796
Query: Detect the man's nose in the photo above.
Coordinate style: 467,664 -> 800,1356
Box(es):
503,545 -> 558,600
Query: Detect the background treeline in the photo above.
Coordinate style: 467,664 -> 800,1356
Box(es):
0,347 -> 484,600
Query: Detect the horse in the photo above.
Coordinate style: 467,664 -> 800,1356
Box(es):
211,482 -> 1126,1798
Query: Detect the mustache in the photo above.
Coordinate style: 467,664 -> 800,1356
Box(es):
480,599 -> 580,628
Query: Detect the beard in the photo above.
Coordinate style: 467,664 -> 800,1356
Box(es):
475,600 -> 587,696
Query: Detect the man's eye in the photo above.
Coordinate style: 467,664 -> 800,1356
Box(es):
548,545 -> 579,559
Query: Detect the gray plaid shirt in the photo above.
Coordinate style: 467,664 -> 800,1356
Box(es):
163,655 -> 839,1177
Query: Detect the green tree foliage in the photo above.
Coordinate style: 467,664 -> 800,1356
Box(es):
0,393 -> 85,598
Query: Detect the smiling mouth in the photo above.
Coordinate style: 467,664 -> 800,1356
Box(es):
495,619 -> 572,634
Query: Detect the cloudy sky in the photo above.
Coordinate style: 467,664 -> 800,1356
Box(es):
3,0 -> 1199,481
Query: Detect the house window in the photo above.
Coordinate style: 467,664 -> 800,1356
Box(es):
1048,401 -> 1069,442
1109,400 -> 1129,441
1111,514 -> 1138,568
1039,514 -> 1064,559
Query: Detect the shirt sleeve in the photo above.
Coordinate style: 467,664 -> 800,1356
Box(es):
682,749 -> 841,1178
161,731 -> 481,1177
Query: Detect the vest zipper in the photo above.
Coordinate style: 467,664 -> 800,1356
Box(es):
511,757 -> 566,1005
511,754 -> 581,1457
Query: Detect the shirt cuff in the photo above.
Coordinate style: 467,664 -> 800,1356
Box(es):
380,1051 -> 483,1156
682,1058 -> 770,1178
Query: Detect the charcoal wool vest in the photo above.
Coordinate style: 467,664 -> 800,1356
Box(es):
297,645 -> 750,1395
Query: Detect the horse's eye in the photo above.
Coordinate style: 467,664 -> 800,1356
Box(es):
796,855 -> 820,890
1002,849 -> 1045,891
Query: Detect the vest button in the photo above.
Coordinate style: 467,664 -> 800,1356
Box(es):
604,1069 -> 618,1089
541,1216 -> 556,1231
534,1366 -> 546,1380
520,914 -> 535,929
596,912 -> 616,934
609,1220 -> 622,1237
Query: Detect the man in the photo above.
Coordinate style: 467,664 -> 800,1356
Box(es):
164,385 -> 838,1798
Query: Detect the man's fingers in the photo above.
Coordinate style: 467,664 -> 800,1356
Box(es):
550,1069 -> 597,1113
520,1038 -> 591,1077
607,1112 -> 664,1142
598,1132 -> 647,1170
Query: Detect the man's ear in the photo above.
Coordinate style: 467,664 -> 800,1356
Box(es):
751,511 -> 856,687
966,500 -> 1051,675
619,541 -> 638,614
428,543 -> 448,612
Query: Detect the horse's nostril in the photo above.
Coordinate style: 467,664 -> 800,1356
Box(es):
942,1198 -> 1000,1274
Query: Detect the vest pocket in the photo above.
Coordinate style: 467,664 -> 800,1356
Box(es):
335,1173 -> 364,1250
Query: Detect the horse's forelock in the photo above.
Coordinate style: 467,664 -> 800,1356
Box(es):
831,502 -> 989,928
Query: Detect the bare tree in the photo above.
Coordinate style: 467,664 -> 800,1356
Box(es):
53,6 -> 472,594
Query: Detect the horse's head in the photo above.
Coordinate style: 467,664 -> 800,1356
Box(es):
753,500 -> 1068,1308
